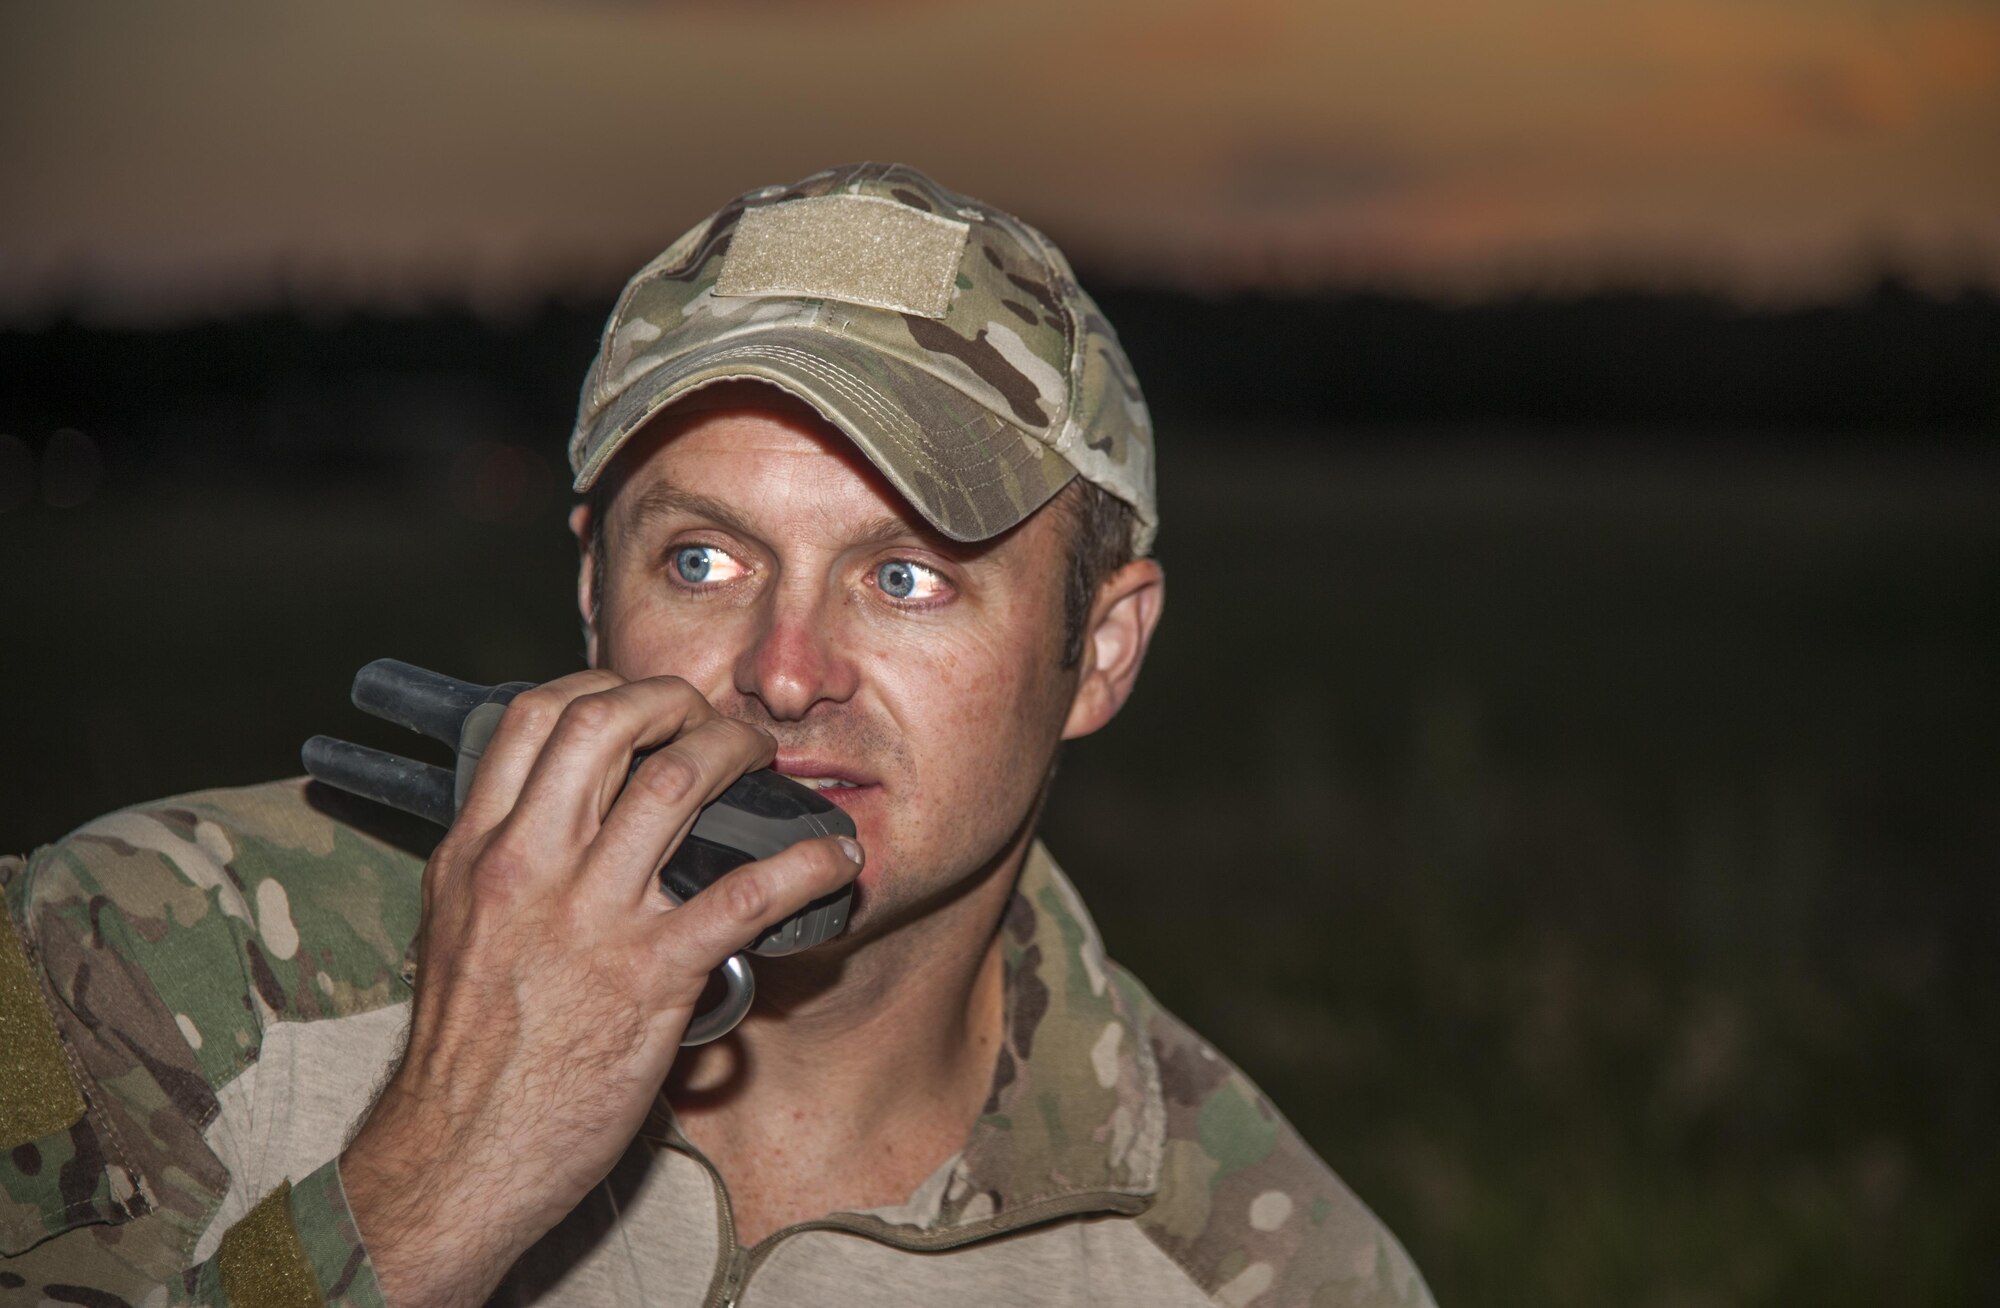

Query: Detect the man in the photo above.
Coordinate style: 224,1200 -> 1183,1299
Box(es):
1,163 -> 1433,1307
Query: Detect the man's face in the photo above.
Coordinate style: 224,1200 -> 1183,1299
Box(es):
582,390 -> 1082,938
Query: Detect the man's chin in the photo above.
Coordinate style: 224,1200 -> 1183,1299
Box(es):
834,844 -> 1022,948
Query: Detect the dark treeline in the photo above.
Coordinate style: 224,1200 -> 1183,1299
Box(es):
1117,280 -> 2000,437
2,280 -> 1995,474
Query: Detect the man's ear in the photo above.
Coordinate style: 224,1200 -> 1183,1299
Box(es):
568,502 -> 600,669
1062,559 -> 1166,741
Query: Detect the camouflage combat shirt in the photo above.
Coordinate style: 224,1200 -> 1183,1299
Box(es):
1,780 -> 1433,1307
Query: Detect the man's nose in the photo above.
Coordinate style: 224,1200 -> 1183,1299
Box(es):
732,584 -> 859,722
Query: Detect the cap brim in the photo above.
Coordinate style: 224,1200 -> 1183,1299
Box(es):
573,329 -> 1077,544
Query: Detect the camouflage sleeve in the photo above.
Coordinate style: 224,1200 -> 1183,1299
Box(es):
1,824 -> 389,1307
1118,968 -> 1438,1308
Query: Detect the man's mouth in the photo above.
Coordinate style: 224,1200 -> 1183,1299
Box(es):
773,757 -> 877,797
773,760 -> 881,872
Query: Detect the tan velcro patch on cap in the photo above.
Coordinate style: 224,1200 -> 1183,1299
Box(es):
716,194 -> 969,319
0,909 -> 87,1149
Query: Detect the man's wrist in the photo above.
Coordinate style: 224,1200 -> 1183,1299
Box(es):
338,1101 -> 538,1308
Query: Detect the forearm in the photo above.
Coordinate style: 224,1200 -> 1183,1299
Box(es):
339,1085 -> 554,1308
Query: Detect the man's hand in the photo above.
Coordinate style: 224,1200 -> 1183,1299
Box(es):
338,671 -> 862,1308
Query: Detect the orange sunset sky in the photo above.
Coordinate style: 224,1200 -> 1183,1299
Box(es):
3,0 -> 1996,320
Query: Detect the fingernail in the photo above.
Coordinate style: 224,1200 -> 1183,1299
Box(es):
836,836 -> 863,866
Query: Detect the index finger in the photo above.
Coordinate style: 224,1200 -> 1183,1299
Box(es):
498,675 -> 739,866
452,669 -> 627,834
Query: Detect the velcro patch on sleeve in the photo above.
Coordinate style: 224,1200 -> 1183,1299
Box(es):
218,1180 -> 325,1308
716,194 -> 969,319
0,910 -> 87,1149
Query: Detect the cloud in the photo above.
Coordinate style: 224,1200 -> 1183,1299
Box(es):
1,0 -> 1995,317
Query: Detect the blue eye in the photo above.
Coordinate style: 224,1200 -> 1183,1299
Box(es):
674,546 -> 712,583
877,560 -> 916,599
874,559 -> 947,602
671,545 -> 747,586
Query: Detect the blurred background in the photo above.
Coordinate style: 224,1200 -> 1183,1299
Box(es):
3,2 -> 1996,1304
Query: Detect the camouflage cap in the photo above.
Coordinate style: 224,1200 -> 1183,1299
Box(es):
569,162 -> 1157,553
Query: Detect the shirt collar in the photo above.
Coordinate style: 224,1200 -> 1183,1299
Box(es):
898,840 -> 1166,1231
648,841 -> 1167,1238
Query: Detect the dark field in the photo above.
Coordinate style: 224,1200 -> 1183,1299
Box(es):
3,430 -> 1994,1306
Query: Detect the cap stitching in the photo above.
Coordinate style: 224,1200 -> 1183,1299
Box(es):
680,342 -> 1047,497
692,344 -> 924,455
578,339 -> 1044,501
757,347 -> 1046,495
738,346 -> 1039,492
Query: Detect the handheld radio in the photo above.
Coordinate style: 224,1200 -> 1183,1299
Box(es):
302,659 -> 856,1044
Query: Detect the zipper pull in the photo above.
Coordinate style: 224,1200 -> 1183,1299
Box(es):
717,1246 -> 749,1308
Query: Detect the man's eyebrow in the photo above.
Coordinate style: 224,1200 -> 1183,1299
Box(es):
847,513 -> 940,550
838,511 -> 997,561
621,481 -> 758,539
620,481 -> 980,558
